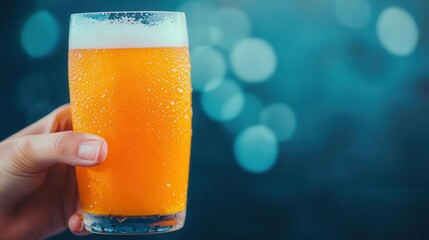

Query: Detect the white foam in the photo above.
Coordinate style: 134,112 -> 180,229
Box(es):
69,12 -> 188,49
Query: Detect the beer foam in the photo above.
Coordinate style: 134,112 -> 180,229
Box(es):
69,12 -> 188,49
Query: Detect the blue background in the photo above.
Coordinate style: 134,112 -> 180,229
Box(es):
1,0 -> 429,239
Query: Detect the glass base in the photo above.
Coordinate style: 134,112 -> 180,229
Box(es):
83,210 -> 186,235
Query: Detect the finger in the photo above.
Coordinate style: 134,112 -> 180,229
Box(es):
68,214 -> 91,236
69,198 -> 91,236
2,131 -> 108,174
6,104 -> 72,140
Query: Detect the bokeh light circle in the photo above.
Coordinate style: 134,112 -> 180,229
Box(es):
234,125 -> 278,173
191,47 -> 226,91
260,103 -> 297,142
20,10 -> 59,58
209,8 -> 251,50
334,0 -> 371,29
376,7 -> 418,56
231,38 -> 277,83
201,79 -> 244,122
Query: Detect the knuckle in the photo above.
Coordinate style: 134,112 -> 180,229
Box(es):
54,133 -> 70,156
54,131 -> 83,158
4,138 -> 39,174
15,138 -> 34,162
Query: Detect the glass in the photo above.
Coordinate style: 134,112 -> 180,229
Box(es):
68,11 -> 192,234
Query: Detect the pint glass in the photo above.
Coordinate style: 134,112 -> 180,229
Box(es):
68,12 -> 191,234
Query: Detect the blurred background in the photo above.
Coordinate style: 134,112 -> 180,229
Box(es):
1,0 -> 429,239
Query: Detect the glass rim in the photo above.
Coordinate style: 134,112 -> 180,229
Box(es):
69,10 -> 189,49
71,11 -> 185,17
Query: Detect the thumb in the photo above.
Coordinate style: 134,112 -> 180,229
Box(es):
2,131 -> 108,174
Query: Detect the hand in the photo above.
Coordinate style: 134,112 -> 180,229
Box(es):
0,104 -> 108,239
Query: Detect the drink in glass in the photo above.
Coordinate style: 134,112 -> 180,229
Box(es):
68,12 -> 191,234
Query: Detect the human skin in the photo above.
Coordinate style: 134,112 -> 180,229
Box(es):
0,104 -> 107,239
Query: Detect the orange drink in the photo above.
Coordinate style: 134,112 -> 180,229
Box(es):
68,12 -> 191,234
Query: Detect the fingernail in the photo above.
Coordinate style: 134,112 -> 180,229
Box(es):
78,139 -> 102,161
